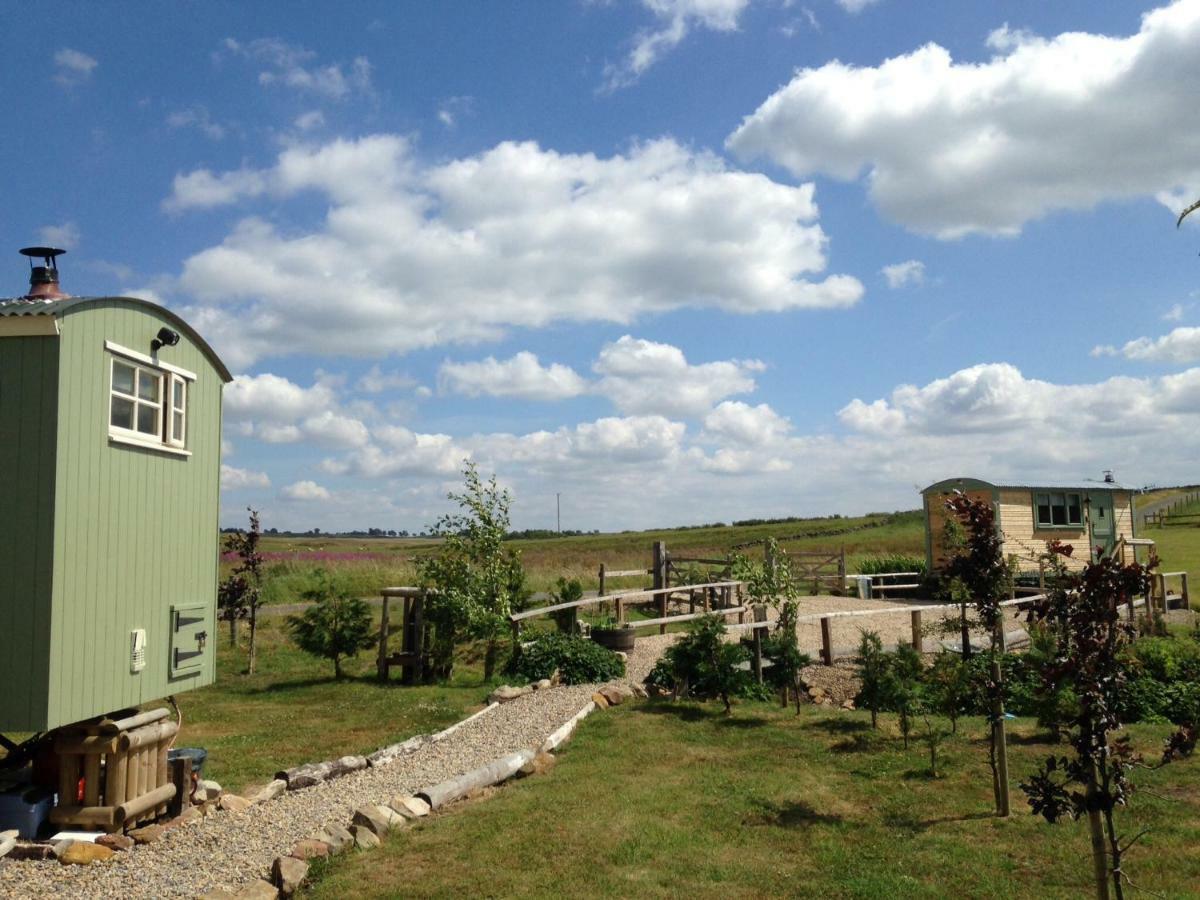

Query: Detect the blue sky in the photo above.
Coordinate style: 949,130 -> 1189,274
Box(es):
5,0 -> 1200,532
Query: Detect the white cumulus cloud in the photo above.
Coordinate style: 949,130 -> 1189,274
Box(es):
220,465 -> 271,491
1092,326 -> 1200,364
221,37 -> 371,99
881,259 -> 925,289
604,0 -> 750,91
439,352 -> 588,402
728,1 -> 1200,237
38,222 -> 80,250
53,48 -> 97,87
281,480 -> 332,501
169,135 -> 859,367
702,400 -> 791,446
594,335 -> 765,418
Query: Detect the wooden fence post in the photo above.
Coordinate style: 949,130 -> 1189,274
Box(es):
838,545 -> 846,588
1182,572 -> 1190,610
910,610 -> 923,653
748,609 -> 768,686
659,591 -> 668,635
598,563 -> 606,597
752,626 -> 764,684
615,596 -> 624,624
167,754 -> 191,818
820,617 -> 833,666
652,541 -> 667,591
376,594 -> 390,682
412,591 -> 425,684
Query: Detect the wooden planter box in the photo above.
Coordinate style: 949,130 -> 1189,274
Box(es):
591,628 -> 636,653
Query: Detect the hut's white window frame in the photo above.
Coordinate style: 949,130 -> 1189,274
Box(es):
105,341 -> 195,458
1033,491 -> 1083,529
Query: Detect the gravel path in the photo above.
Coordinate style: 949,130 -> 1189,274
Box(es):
0,635 -> 676,900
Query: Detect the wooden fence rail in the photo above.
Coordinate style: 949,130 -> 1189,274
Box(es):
510,580 -> 747,640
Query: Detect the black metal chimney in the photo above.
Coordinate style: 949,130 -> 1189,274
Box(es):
19,246 -> 67,299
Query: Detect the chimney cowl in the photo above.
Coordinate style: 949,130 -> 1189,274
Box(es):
19,246 -> 67,299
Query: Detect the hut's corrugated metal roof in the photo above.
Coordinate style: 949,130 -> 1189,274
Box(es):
0,296 -> 64,315
996,480 -> 1134,492
0,295 -> 233,382
922,477 -> 1134,493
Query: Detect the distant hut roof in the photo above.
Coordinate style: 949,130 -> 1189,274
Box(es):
0,294 -> 232,383
921,477 -> 1135,495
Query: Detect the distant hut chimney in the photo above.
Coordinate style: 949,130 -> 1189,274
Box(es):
1103,469 -> 1115,484
19,246 -> 67,299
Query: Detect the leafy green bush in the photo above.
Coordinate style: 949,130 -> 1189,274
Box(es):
856,555 -> 927,578
661,615 -> 751,713
1117,676 -> 1171,724
1163,682 -> 1200,724
645,658 -> 675,693
1131,637 -> 1200,683
511,633 -> 625,685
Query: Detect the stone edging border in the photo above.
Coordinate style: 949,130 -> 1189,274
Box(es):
247,695 -> 603,896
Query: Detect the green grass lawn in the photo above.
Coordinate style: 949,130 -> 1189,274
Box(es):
305,702 -> 1200,900
164,614 -> 490,794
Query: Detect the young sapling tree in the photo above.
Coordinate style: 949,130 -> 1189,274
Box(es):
1020,543 -> 1193,900
665,614 -> 749,714
287,570 -> 377,680
420,461 -> 527,681
217,507 -> 265,674
855,630 -> 889,730
942,493 -> 1014,816
886,642 -> 924,749
550,577 -> 584,635
927,651 -> 971,734
732,538 -> 808,711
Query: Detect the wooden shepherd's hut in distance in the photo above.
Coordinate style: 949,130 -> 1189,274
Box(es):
0,248 -> 232,736
921,474 -> 1137,574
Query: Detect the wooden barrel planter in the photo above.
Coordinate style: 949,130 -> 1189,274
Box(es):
591,627 -> 636,653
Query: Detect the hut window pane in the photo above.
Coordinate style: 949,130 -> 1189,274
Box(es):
1066,494 -> 1082,525
1034,492 -> 1083,527
110,396 -> 134,430
1035,493 -> 1052,526
109,357 -> 166,442
113,361 -> 136,395
166,374 -> 187,448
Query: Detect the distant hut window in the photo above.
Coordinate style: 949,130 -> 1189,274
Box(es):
106,342 -> 195,455
1034,492 -> 1082,528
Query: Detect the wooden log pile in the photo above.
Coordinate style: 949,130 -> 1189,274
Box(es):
48,707 -> 179,833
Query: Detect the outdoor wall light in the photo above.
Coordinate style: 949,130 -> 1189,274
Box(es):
151,327 -> 181,351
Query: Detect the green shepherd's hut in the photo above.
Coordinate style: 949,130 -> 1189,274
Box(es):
0,248 -> 231,736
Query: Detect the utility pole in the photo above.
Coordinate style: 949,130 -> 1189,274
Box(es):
556,493 -> 561,534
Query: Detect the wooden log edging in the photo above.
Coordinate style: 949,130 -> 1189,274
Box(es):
416,749 -> 538,810
366,734 -> 430,768
540,701 -> 597,753
429,702 -> 500,744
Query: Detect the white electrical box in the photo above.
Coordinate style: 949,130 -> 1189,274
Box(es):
130,629 -> 147,673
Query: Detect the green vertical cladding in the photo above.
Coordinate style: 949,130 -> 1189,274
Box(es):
0,298 -> 224,733
0,336 -> 60,732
